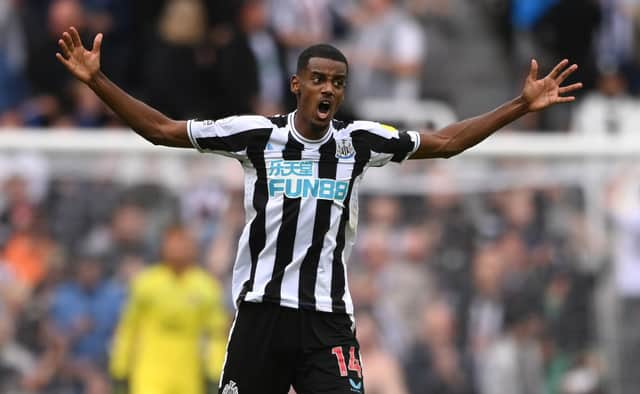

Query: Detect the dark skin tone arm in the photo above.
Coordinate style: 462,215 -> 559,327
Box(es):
410,59 -> 582,159
57,27 -> 581,156
56,27 -> 190,147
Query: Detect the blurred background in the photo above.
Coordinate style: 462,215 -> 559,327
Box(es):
2,0 -> 640,393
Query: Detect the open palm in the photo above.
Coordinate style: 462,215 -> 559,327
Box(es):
56,27 -> 103,84
522,59 -> 582,112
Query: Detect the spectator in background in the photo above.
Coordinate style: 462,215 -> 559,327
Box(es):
356,310 -> 409,394
405,300 -> 473,394
141,0 -> 215,120
378,224 -> 438,359
0,0 -> 28,126
364,195 -> 402,229
47,253 -> 125,394
345,0 -> 425,104
510,0 -> 560,70
205,188 -> 245,281
559,353 -> 603,394
24,0 -> 89,126
607,173 -> 640,394
596,0 -> 635,79
462,246 -> 505,386
353,225 -> 431,359
109,225 -> 228,394
422,166 -> 476,294
215,0 -> 290,117
83,0 -> 131,88
534,0 -> 601,91
480,296 -> 544,394
624,0 -> 640,93
509,0 -> 600,131
68,79 -> 112,127
571,67 -> 640,135
495,229 -> 542,299
44,176 -> 122,259
1,176 -> 58,290
0,265 -> 34,393
82,201 -> 151,273
269,0 -> 335,74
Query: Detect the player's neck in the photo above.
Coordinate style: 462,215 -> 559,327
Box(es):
167,263 -> 189,276
293,112 -> 330,141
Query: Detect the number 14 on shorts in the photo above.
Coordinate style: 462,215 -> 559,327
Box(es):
331,346 -> 362,378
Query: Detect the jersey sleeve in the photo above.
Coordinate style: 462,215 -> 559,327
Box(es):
354,121 -> 420,167
187,115 -> 272,159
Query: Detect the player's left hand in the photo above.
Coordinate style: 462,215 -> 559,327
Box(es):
521,59 -> 583,112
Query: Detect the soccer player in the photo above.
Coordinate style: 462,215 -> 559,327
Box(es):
56,26 -> 581,394
109,225 -> 228,394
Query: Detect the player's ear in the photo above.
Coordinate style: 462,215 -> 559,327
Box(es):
290,75 -> 300,97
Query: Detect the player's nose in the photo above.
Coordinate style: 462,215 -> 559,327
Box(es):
320,82 -> 335,96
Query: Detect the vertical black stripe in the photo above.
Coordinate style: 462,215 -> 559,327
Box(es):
263,134 -> 304,302
239,129 -> 273,303
330,134 -> 370,313
298,139 -> 338,309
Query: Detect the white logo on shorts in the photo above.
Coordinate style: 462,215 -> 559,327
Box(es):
222,380 -> 239,394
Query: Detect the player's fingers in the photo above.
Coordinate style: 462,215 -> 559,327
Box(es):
69,26 -> 83,48
556,96 -> 576,103
559,82 -> 583,94
92,33 -> 103,54
62,31 -> 74,50
548,59 -> 569,79
55,52 -> 72,70
58,39 -> 71,58
556,64 -> 578,84
529,59 -> 538,80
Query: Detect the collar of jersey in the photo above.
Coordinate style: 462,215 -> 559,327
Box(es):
288,111 -> 334,146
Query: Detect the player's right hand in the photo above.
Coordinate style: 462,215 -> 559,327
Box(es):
55,26 -> 102,84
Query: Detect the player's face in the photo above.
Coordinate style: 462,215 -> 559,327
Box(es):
162,229 -> 197,271
291,57 -> 347,130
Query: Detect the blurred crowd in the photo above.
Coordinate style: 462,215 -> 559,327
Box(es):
1,0 -> 639,394
1,0 -> 640,131
0,153 -> 612,394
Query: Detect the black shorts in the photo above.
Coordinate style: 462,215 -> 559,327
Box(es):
219,301 -> 364,394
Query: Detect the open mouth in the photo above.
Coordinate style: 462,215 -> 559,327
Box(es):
317,100 -> 332,120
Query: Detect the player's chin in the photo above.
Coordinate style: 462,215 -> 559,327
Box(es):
311,119 -> 332,132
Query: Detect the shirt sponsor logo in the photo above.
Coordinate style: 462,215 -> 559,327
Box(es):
267,160 -> 349,201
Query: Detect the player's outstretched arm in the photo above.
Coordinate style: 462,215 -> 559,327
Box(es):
410,59 -> 583,159
56,27 -> 191,147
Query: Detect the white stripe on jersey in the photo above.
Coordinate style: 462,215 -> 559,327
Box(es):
245,192 -> 284,303
279,197 -> 316,308
314,197 -> 343,313
188,112 -> 420,315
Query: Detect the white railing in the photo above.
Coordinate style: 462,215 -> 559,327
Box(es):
2,129 -> 640,157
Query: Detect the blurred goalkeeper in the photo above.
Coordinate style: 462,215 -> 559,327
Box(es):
57,25 -> 581,394
109,225 -> 228,394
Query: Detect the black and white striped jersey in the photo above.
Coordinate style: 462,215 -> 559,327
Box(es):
188,111 -> 420,315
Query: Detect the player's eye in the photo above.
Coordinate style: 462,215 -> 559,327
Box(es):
333,80 -> 345,88
312,75 -> 322,84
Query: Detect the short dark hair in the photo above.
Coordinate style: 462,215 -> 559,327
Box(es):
296,44 -> 349,73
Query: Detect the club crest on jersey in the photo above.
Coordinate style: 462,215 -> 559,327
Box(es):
336,138 -> 355,159
222,380 -> 239,394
